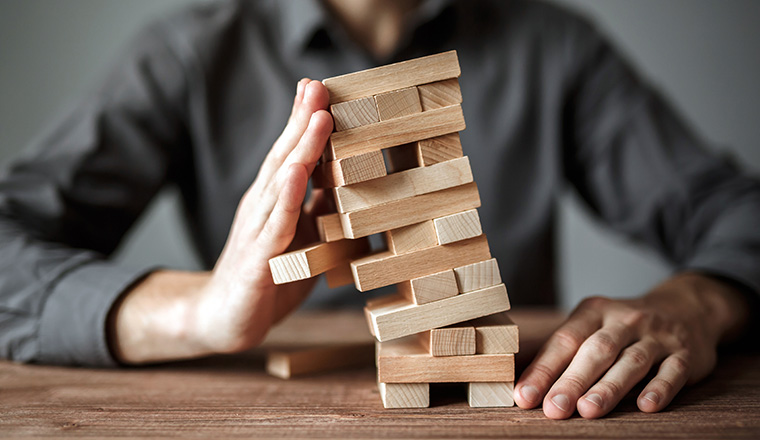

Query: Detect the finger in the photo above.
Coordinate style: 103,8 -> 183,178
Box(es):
257,80 -> 329,186
250,110 -> 333,235
514,306 -> 602,410
256,163 -> 310,260
637,353 -> 690,413
543,321 -> 638,419
577,337 -> 665,419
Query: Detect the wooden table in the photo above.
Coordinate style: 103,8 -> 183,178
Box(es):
2,309 -> 758,438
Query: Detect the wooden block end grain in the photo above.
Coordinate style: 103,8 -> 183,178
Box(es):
454,258 -> 502,293
269,239 -> 368,284
398,269 -> 458,305
316,213 -> 345,242
468,382 -> 515,407
418,326 -> 476,356
330,96 -> 379,131
418,78 -> 462,111
434,209 -> 482,245
417,132 -> 464,166
375,87 -> 422,121
386,220 -> 438,255
469,312 -> 520,354
379,382 -> 430,408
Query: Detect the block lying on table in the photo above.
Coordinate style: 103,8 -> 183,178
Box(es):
378,382 -> 430,408
332,156 -> 473,213
376,335 -> 514,383
266,343 -> 375,379
364,283 -> 510,341
323,50 -> 460,105
269,239 -> 368,284
351,234 -> 490,291
468,382 -> 515,407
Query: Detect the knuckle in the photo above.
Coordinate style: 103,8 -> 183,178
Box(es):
585,332 -> 619,359
560,374 -> 588,394
595,380 -> 622,398
666,355 -> 691,377
622,309 -> 647,328
579,296 -> 610,311
624,346 -> 651,369
528,362 -> 557,383
651,377 -> 676,396
553,328 -> 586,351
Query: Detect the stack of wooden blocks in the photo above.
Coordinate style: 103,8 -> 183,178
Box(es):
269,51 -> 519,408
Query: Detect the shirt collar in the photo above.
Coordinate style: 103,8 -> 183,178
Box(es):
278,0 -> 459,56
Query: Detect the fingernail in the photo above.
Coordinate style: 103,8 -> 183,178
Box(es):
551,394 -> 570,412
585,393 -> 603,409
643,391 -> 660,405
519,385 -> 539,404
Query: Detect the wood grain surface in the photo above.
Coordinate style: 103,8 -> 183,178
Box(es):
2,309 -> 759,439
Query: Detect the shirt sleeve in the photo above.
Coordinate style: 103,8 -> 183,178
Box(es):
0,23 -> 190,366
561,20 -> 760,296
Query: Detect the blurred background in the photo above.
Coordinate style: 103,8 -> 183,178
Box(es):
1,0 -> 758,310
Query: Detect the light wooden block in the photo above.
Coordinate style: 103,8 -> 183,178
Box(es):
434,209 -> 482,245
468,382 -> 515,407
375,87 -> 422,121
313,150 -> 387,188
340,182 -> 481,239
330,96 -> 379,131
386,221 -> 438,255
384,142 -> 420,174
266,343 -> 374,379
333,156 -> 473,214
418,78 -> 462,111
453,258 -> 502,293
269,239 -> 368,284
376,336 -> 514,383
328,105 -> 465,160
418,326 -> 476,356
323,50 -> 460,105
398,269 -> 458,305
351,234 -> 490,291
470,312 -> 519,354
416,133 -> 464,166
378,382 -> 429,408
316,213 -> 345,242
364,283 -> 511,341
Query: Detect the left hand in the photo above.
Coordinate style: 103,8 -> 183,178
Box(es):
514,272 -> 751,419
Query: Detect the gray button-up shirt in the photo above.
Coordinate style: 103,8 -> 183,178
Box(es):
1,0 -> 759,367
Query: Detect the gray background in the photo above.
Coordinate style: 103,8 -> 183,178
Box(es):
1,0 -> 758,310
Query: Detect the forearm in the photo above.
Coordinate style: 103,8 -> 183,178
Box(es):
107,270 -> 213,365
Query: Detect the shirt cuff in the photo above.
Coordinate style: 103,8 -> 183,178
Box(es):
681,247 -> 760,296
38,261 -> 155,367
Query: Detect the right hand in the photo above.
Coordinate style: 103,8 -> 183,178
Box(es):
110,79 -> 334,363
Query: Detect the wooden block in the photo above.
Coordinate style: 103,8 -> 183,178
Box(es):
328,105 -> 465,160
375,87 -> 422,121
352,234 -> 490,291
341,182 -> 481,239
468,382 -> 515,407
470,312 -> 519,354
269,239 -> 368,284
417,133 -> 464,166
378,382 -> 429,408
313,150 -> 386,188
316,213 -> 345,242
386,221 -> 438,255
364,283 -> 511,341
418,326 -> 476,356
398,269 -> 457,305
434,209 -> 482,245
453,258 -> 502,293
384,142 -> 420,174
325,262 -> 354,288
333,156 -> 473,214
266,343 -> 374,379
418,78 -> 462,111
323,50 -> 460,105
330,96 -> 379,131
376,335 -> 514,383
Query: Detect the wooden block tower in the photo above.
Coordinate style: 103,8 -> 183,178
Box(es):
269,51 -> 519,408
